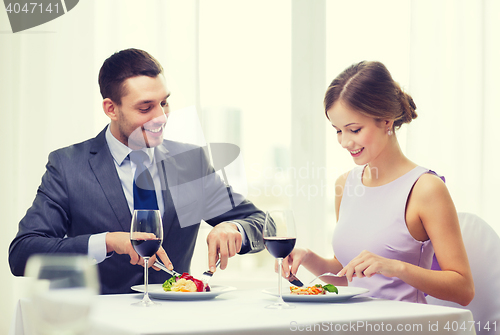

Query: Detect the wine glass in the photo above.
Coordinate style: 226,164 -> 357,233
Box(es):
263,209 -> 297,309
130,209 -> 163,307
24,254 -> 99,335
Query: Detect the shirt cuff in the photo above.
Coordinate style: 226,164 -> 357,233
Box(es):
230,221 -> 249,249
88,232 -> 110,264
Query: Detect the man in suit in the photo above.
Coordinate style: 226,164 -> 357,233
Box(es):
9,48 -> 265,294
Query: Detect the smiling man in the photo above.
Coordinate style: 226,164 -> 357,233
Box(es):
9,49 -> 266,294
103,71 -> 169,150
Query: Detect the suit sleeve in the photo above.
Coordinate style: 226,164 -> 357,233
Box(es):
199,148 -> 265,254
9,150 -> 90,276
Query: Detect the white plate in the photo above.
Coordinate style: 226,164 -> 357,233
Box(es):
131,284 -> 236,300
262,286 -> 369,302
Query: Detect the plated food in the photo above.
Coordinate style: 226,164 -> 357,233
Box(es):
262,286 -> 369,302
290,284 -> 338,295
162,273 -> 210,292
132,284 -> 235,300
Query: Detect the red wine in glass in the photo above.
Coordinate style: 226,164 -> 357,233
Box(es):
131,239 -> 162,258
130,209 -> 163,307
263,210 -> 297,309
264,237 -> 296,258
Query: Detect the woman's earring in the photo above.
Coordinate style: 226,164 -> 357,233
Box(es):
387,129 -> 393,136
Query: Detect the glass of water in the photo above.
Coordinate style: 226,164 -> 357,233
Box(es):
25,254 -> 99,335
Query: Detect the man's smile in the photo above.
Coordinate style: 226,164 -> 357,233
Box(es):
143,125 -> 164,133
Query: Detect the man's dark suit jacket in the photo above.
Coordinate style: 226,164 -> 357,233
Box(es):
9,127 -> 265,294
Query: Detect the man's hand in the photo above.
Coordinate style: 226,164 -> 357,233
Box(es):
206,222 -> 242,272
105,232 -> 173,271
153,246 -> 173,272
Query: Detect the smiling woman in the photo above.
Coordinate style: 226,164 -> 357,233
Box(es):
325,61 -> 417,169
282,60 -> 474,307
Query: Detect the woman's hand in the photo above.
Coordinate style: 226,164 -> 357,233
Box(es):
337,250 -> 403,282
278,247 -> 310,279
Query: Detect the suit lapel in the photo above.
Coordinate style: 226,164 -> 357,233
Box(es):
89,128 -> 132,231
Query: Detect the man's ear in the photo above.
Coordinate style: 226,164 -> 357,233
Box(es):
103,98 -> 118,120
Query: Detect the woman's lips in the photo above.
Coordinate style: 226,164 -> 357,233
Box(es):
350,148 -> 364,157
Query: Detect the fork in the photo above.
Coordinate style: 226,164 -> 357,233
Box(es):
200,259 -> 221,284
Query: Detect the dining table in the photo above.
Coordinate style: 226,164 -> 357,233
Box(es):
10,279 -> 477,335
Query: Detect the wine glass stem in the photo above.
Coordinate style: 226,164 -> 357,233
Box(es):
144,257 -> 150,300
278,258 -> 284,302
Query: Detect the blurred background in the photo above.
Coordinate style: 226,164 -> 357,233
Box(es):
1,0 -> 499,333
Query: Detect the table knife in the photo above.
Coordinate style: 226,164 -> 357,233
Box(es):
288,273 -> 304,287
153,260 -> 182,277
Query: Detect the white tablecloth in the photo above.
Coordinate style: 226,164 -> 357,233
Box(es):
11,288 -> 477,335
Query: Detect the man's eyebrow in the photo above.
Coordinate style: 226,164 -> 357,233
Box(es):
135,94 -> 171,106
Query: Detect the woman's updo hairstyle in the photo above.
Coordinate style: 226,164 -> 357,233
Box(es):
324,61 -> 417,130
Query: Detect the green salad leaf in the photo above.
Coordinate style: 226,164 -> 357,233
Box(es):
322,284 -> 339,294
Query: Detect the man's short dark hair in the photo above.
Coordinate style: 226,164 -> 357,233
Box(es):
98,48 -> 164,105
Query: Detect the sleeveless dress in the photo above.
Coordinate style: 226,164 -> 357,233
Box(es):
333,165 -> 442,303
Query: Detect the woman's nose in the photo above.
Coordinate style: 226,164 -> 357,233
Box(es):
340,135 -> 353,149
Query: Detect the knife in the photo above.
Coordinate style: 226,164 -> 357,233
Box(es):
153,260 -> 182,278
288,273 -> 304,287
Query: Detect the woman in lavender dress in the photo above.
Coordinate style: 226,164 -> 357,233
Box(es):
283,61 -> 474,305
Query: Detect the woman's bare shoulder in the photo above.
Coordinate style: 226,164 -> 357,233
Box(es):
413,172 -> 448,198
412,172 -> 456,220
